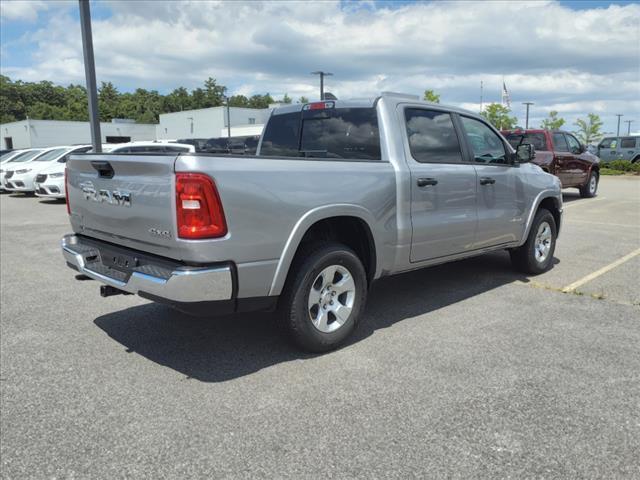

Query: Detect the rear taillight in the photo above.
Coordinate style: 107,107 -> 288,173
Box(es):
65,167 -> 70,215
176,173 -> 227,239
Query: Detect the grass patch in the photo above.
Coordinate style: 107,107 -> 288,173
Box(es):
600,160 -> 640,176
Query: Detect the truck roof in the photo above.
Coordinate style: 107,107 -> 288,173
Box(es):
270,92 -> 480,118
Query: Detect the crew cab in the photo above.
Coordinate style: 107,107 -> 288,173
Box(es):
502,129 -> 600,198
62,93 -> 562,352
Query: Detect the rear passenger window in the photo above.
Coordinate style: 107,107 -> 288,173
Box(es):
460,116 -> 508,165
621,137 -> 636,148
404,109 -> 463,163
552,133 -> 570,152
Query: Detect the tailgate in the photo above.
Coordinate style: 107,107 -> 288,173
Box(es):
66,153 -> 178,256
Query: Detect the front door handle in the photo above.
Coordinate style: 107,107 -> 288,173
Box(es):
417,177 -> 438,187
479,177 -> 496,185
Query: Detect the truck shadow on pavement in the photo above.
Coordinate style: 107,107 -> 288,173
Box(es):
94,250 -> 556,383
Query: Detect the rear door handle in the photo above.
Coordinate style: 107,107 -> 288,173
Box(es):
417,177 -> 438,187
479,177 -> 496,185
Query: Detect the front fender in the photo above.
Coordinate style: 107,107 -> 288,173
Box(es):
268,204 -> 381,296
521,190 -> 563,244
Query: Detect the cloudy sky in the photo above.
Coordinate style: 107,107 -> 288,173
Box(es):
1,0 -> 639,133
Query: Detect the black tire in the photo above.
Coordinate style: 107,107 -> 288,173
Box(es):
278,242 -> 367,352
579,170 -> 598,198
510,208 -> 557,275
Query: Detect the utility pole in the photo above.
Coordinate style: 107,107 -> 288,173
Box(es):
311,71 -> 333,100
227,102 -> 231,138
78,0 -> 101,152
624,120 -> 634,135
522,102 -> 534,129
616,114 -> 623,136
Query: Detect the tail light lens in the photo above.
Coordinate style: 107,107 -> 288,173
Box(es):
65,167 -> 70,215
176,173 -> 227,239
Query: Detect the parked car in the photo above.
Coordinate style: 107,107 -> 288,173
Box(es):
61,93 -> 562,352
33,147 -> 91,199
4,145 -> 92,194
0,148 -> 46,191
597,135 -> 640,163
100,141 -> 196,154
176,138 -> 210,152
503,129 -> 600,198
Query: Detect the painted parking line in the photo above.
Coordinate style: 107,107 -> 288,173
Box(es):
563,197 -> 607,209
565,220 -> 640,229
561,247 -> 640,293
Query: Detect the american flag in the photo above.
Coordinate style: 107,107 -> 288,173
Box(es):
501,80 -> 511,109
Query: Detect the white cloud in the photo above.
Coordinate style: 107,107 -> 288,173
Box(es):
0,0 -> 48,22
1,0 -> 639,131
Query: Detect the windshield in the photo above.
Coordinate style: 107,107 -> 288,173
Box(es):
33,148 -> 70,162
1,151 -> 21,161
9,150 -> 44,163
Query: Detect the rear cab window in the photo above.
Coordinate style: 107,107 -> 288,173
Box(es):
260,104 -> 381,160
506,133 -> 548,151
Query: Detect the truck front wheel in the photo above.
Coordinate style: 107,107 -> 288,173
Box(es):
510,208 -> 557,275
279,242 -> 367,352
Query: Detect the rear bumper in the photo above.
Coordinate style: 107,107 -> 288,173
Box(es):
61,234 -> 234,303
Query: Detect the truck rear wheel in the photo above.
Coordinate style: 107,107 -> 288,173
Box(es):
278,242 -> 367,352
510,208 -> 557,275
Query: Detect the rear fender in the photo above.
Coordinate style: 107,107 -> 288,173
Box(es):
268,204 -> 381,296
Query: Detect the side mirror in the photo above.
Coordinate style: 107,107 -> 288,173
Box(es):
516,143 -> 535,163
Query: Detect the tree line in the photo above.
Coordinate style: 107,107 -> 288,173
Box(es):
424,89 -> 605,145
0,75 -> 308,125
0,75 -> 606,145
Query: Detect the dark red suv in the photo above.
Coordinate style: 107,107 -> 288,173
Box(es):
502,129 -> 600,198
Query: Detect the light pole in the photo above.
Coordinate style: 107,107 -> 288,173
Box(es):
624,120 -> 634,135
78,0 -> 101,152
615,114 -> 623,136
522,102 -> 534,129
224,96 -> 231,138
311,71 -> 333,100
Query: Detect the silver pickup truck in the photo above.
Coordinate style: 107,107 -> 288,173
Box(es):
62,92 -> 562,351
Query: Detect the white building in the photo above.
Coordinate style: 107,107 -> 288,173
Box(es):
157,106 -> 271,140
0,119 -> 157,150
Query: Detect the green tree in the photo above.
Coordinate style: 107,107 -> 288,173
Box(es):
98,81 -> 120,121
540,111 -> 565,130
228,95 -> 249,107
203,77 -> 226,107
282,93 -> 292,104
573,113 -> 603,145
298,96 -> 309,104
248,93 -> 274,109
423,89 -> 440,103
481,103 -> 517,130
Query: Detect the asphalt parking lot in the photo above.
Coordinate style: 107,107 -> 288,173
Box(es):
1,177 -> 639,478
